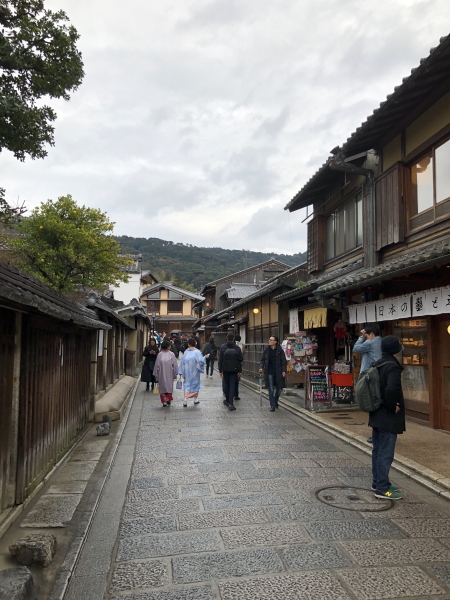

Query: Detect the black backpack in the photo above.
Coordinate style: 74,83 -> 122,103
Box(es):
355,361 -> 389,412
222,347 -> 240,372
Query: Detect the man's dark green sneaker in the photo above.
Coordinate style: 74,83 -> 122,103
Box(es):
374,489 -> 403,500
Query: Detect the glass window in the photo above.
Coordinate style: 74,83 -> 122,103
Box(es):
147,300 -> 160,314
147,291 -> 160,299
335,208 -> 345,256
411,153 -> 433,215
409,138 -> 450,229
344,199 -> 356,252
435,138 -> 450,204
168,291 -> 183,299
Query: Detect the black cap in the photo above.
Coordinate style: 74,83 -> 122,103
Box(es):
381,335 -> 401,355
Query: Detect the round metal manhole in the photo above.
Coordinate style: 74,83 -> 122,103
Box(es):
315,486 -> 394,512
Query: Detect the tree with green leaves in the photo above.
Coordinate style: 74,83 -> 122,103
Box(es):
8,195 -> 130,293
0,0 -> 84,161
0,186 -> 25,225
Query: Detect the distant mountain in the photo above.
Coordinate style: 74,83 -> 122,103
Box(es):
115,236 -> 307,290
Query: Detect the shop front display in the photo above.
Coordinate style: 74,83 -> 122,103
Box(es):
394,319 -> 429,405
282,331 -> 319,387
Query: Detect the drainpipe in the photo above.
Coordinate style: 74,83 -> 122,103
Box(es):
328,160 -> 375,268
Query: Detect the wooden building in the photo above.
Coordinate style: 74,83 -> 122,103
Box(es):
0,263 -> 114,513
139,281 -> 204,335
278,35 -> 450,429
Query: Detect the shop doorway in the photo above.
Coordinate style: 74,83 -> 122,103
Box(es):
439,318 -> 450,431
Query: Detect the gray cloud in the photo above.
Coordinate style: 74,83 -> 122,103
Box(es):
1,0 -> 449,255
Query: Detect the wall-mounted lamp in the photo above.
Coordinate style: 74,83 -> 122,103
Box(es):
447,325 -> 450,335
86,297 -> 96,307
206,302 -> 210,307
253,308 -> 259,314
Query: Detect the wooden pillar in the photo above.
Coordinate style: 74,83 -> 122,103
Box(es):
6,312 -> 21,507
89,329 -> 98,419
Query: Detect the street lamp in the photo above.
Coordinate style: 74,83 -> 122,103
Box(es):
151,311 -> 156,336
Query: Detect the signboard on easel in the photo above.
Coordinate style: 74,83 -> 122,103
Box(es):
305,365 -> 332,410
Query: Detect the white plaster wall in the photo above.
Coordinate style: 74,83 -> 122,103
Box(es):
110,273 -> 141,304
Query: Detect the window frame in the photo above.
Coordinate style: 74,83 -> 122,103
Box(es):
147,291 -> 160,299
324,190 -> 363,262
167,299 -> 184,314
408,135 -> 450,233
168,290 -> 183,299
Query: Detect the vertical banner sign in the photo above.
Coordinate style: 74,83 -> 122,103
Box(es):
439,287 -> 450,314
289,308 -> 299,334
98,329 -> 104,356
424,289 -> 442,315
412,291 -> 426,318
356,304 -> 366,324
306,365 -> 331,409
365,303 -> 377,322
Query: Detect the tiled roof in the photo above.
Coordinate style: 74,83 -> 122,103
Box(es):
203,259 -> 291,288
141,281 -> 204,302
273,259 -> 363,302
225,284 -> 260,299
0,262 -> 110,330
316,240 -> 450,295
285,34 -> 450,212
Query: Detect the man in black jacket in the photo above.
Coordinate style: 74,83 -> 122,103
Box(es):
259,336 -> 287,412
370,335 -> 405,500
219,333 -> 243,411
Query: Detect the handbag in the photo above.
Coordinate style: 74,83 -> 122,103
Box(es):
152,385 -> 159,395
176,376 -> 183,390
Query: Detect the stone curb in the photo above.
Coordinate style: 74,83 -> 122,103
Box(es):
240,376 -> 450,500
48,376 -> 140,600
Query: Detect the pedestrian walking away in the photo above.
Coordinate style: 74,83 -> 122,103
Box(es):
369,335 -> 405,500
178,338 -> 207,407
141,337 -> 159,391
153,340 -> 179,406
259,335 -> 286,412
233,334 -> 244,400
202,336 -> 217,378
219,333 -> 243,411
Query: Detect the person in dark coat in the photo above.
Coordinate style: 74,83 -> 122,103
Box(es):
369,335 -> 405,500
259,335 -> 287,412
219,333 -> 243,411
202,337 -> 217,378
142,338 -> 159,391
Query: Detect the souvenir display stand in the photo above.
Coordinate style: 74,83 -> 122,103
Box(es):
305,365 -> 332,411
282,331 -> 320,388
331,340 -> 354,403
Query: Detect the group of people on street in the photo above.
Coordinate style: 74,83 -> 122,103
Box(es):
142,324 -> 405,502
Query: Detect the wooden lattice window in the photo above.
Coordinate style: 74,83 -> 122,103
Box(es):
307,216 -> 324,274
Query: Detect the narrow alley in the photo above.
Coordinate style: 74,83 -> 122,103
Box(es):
62,376 -> 450,600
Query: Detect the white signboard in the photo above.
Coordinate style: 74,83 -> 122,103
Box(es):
289,309 -> 299,334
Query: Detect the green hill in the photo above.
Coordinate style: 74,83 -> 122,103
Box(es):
115,236 -> 307,290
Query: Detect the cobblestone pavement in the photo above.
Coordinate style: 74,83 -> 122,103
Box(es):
82,376 -> 450,600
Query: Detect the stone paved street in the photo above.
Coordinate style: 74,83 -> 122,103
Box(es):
65,375 -> 450,600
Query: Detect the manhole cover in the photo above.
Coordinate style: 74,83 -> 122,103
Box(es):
332,417 -> 350,420
316,486 -> 393,512
345,422 -> 365,425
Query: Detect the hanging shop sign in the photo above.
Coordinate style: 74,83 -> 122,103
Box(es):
349,287 -> 450,324
289,308 -> 299,335
304,307 -> 327,328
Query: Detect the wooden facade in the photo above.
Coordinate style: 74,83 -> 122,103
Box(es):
281,36 -> 450,428
0,263 -> 133,513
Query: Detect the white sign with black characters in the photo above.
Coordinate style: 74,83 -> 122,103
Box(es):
289,308 -> 299,335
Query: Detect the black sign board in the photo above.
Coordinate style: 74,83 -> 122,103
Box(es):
306,365 -> 331,408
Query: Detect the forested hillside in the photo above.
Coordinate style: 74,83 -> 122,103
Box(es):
116,236 -> 307,290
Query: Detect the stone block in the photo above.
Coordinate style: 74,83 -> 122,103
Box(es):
392,518 -> 450,537
338,565 -> 446,599
9,534 -> 56,567
117,531 -> 220,561
202,492 -> 284,510
0,567 -> 37,600
172,548 -> 284,584
304,519 -> 405,541
218,571 -> 350,600
110,586 -> 214,600
178,507 -> 269,530
220,523 -> 311,549
281,543 -> 353,570
341,538 -> 450,566
110,560 -> 168,592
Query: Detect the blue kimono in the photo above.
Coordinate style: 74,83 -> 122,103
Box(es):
178,348 -> 206,393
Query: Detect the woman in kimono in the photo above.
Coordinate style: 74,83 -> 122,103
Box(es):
178,338 -> 207,407
141,338 -> 159,391
153,340 -> 179,406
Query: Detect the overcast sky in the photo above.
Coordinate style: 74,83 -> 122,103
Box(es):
2,1 -> 449,254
